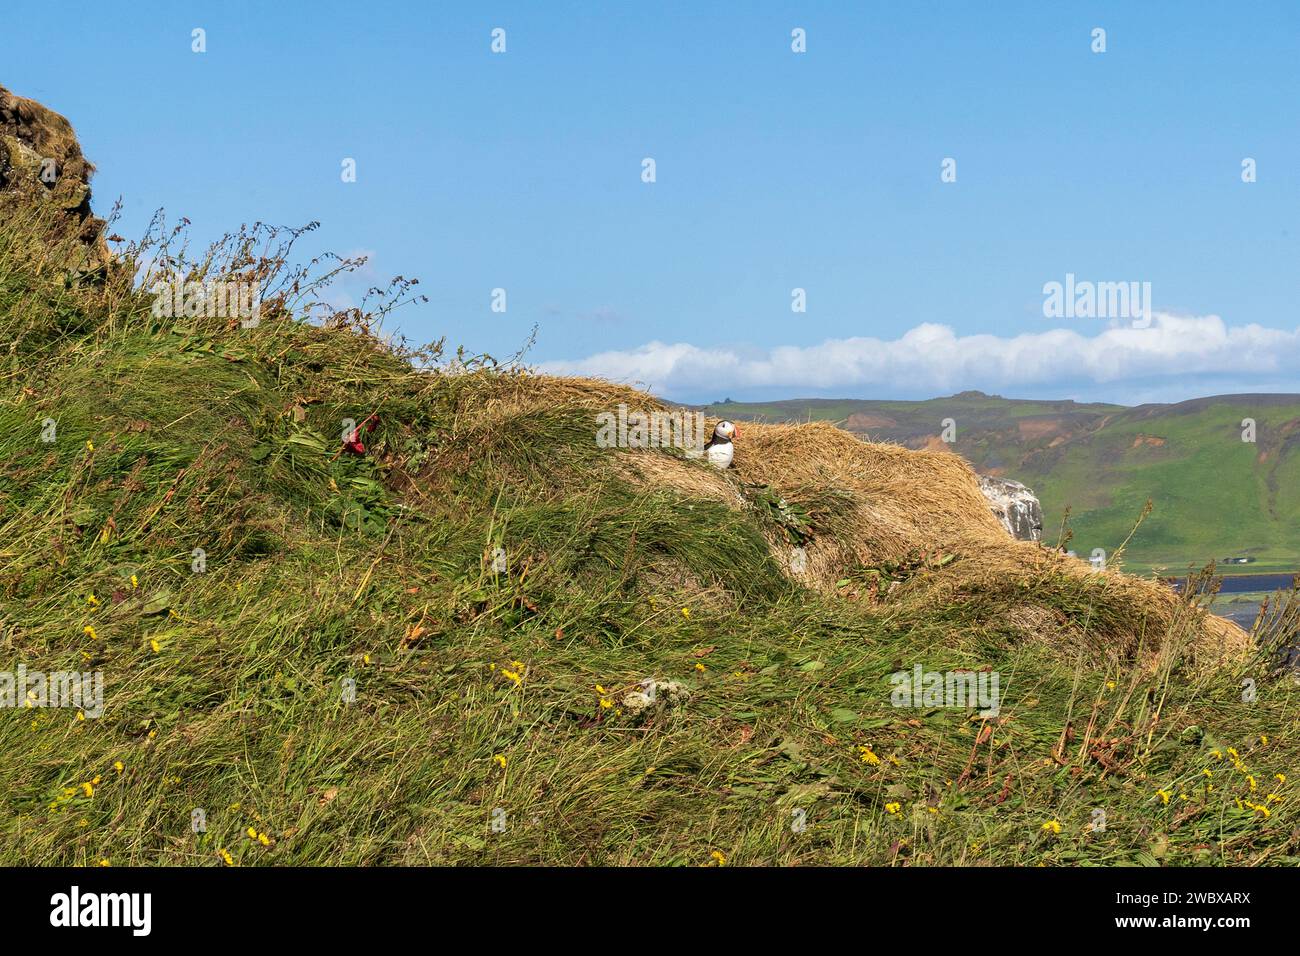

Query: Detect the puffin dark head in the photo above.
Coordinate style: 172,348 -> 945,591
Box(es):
713,420 -> 738,443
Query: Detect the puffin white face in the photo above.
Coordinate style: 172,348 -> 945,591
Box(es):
714,420 -> 737,441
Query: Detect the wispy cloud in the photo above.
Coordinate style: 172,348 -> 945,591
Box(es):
575,306 -> 627,324
538,313 -> 1300,400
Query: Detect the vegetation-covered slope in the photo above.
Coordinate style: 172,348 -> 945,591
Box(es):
2,200 -> 1299,866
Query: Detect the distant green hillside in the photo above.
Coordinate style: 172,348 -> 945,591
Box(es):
702,392 -> 1300,574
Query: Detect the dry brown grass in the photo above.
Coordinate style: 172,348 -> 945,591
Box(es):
734,420 -> 1007,556
458,372 -> 654,429
610,450 -> 742,509
733,421 -> 1249,659
456,374 -> 1251,661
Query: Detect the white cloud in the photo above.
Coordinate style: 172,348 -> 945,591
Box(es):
537,312 -> 1300,399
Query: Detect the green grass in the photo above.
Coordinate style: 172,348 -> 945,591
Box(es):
3,209 -> 1300,866
705,393 -> 1300,576
1021,403 -> 1300,575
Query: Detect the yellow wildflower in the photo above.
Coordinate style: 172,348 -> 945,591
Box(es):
113,761 -> 124,772
885,802 -> 901,814
493,754 -> 507,769
83,625 -> 97,640
681,608 -> 690,619
149,639 -> 161,653
859,746 -> 880,766
1156,789 -> 1171,805
1041,820 -> 1061,834
219,848 -> 234,866
709,850 -> 725,866
80,782 -> 93,797
130,574 -> 138,589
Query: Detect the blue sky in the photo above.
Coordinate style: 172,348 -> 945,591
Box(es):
6,1 -> 1300,403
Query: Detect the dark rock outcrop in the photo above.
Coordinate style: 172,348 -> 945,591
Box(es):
0,83 -> 110,272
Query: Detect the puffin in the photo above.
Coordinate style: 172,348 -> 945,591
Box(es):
704,420 -> 738,470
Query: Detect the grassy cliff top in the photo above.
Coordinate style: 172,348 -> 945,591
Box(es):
1,204 -> 1298,866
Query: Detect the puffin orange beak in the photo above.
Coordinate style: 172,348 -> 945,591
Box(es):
733,425 -> 740,438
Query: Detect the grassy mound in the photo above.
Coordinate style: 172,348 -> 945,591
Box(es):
1,204 -> 1298,866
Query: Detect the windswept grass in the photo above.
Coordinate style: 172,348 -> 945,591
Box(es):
2,203 -> 1299,866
